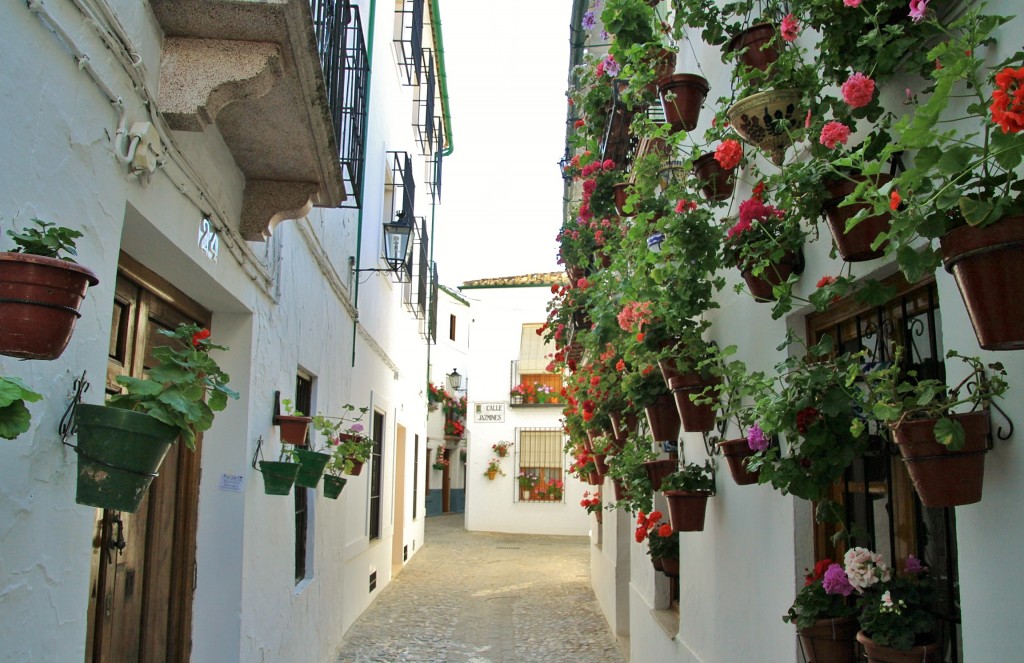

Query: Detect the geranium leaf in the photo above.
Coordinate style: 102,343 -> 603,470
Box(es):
0,401 -> 32,440
933,417 -> 965,450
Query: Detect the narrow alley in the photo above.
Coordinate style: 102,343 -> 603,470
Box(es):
334,515 -> 625,663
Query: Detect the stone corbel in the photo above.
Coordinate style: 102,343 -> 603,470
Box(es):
159,37 -> 282,131
240,180 -> 319,241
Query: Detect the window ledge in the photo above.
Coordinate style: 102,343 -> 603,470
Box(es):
649,607 -> 679,640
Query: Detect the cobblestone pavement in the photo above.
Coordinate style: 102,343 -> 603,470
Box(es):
334,514 -> 625,663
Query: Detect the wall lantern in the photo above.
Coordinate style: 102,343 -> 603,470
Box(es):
382,212 -> 414,272
446,368 -> 463,392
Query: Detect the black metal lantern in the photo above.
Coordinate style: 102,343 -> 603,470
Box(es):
382,212 -> 413,272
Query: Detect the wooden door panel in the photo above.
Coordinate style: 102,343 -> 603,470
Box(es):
88,262 -> 210,663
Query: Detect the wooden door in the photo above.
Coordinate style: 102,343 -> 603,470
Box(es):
85,255 -> 210,663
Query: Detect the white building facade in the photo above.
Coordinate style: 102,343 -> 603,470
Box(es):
0,1 -> 450,661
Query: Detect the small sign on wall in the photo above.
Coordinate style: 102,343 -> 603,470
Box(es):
473,402 -> 506,423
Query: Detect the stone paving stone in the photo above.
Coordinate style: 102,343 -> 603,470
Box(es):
334,514 -> 624,663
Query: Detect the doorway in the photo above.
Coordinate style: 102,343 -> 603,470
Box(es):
85,254 -> 210,663
392,424 -> 407,573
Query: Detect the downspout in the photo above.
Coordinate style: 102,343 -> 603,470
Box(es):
563,0 -> 589,223
352,0 -> 378,367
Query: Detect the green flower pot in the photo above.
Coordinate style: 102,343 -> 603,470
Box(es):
293,449 -> 331,488
259,461 -> 300,495
323,475 -> 348,499
74,404 -> 179,513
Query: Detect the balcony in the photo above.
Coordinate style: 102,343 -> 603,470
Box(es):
509,361 -> 565,407
151,0 -> 368,240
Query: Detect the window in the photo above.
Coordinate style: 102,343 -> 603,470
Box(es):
294,373 -> 313,583
448,313 -> 456,341
515,428 -> 564,503
807,274 -> 963,661
510,324 -> 563,406
369,409 -> 385,540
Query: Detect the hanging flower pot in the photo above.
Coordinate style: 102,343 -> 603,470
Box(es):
642,459 -> 677,492
659,556 -> 680,577
644,393 -> 681,442
0,252 -> 98,360
612,182 -> 631,216
486,469 -> 498,480
651,556 -> 665,573
293,449 -> 331,488
345,457 -> 365,476
593,453 -> 610,475
663,490 -> 711,532
609,411 -> 639,441
740,250 -> 803,302
668,373 -> 719,433
940,216 -> 1024,350
798,617 -> 859,663
717,438 -> 761,486
855,631 -> 939,663
891,410 -> 990,508
323,475 -> 348,499
823,174 -> 893,262
726,89 -> 803,165
612,478 -> 630,501
74,404 -> 178,513
259,460 -> 300,496
657,73 -> 710,133
275,414 -> 311,446
725,23 -> 781,71
693,153 -> 735,202
587,470 -> 604,485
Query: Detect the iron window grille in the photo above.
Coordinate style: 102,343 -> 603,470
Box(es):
413,50 -> 437,155
369,410 -> 385,540
293,374 -> 313,583
393,0 -> 424,86
805,275 -> 1005,663
514,428 -> 565,503
311,0 -> 370,208
403,217 -> 429,319
427,262 -> 438,343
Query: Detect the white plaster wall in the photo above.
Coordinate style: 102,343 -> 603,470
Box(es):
581,1 -> 1024,662
461,285 -> 591,535
0,0 -> 435,661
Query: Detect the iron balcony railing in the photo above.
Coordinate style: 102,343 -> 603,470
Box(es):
311,0 -> 370,207
394,0 -> 425,86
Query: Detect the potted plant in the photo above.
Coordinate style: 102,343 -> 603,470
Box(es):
580,489 -> 603,522
492,441 -> 513,457
427,383 -> 446,412
433,448 -> 450,472
0,219 -> 98,360
275,398 -> 312,446
745,333 -> 869,502
517,470 -> 538,496
537,478 -> 564,501
783,559 -> 860,663
844,7 -> 1024,349
0,374 -> 42,440
659,459 -> 715,532
723,191 -> 807,304
483,457 -> 502,480
606,432 -> 657,513
635,510 -> 678,575
704,351 -> 767,486
76,323 -> 238,511
845,549 -> 938,662
862,350 -> 1008,508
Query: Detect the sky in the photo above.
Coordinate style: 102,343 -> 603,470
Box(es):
431,0 -> 574,287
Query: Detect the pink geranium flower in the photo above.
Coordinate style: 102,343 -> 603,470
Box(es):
844,0 -> 861,6
819,121 -> 851,148
909,0 -> 929,22
841,72 -> 876,108
780,13 -> 799,42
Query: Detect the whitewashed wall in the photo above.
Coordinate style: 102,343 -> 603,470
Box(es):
576,1 -> 1024,662
0,0 -> 434,661
461,283 -> 591,535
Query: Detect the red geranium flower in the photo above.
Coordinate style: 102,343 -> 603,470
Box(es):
191,328 -> 211,347
990,66 -> 1024,134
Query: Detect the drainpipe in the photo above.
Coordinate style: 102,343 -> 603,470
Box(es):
429,0 -> 454,157
351,0 -> 377,367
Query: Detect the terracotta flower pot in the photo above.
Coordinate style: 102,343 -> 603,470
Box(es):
740,251 -> 801,302
891,410 -> 990,508
717,438 -> 760,485
668,373 -> 719,433
822,174 -> 893,262
726,88 -> 803,165
594,453 -> 610,476
643,459 -> 678,492
612,478 -> 629,501
275,414 -> 311,446
660,556 -> 680,577
726,23 -> 780,71
940,216 -> 1024,350
644,393 -> 681,442
345,458 -> 364,476
612,182 -> 631,216
486,469 -> 498,480
657,73 -> 710,133
0,252 -> 99,360
609,411 -> 640,441
856,631 -> 939,663
587,470 -> 604,486
798,618 -> 859,663
651,556 -> 665,572
664,490 -> 711,532
693,153 -> 735,202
